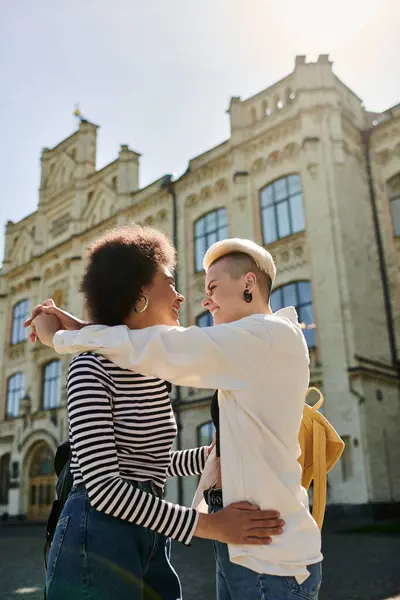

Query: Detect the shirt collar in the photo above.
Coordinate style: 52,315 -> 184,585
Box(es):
274,306 -> 299,324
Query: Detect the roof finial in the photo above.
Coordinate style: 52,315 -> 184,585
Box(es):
73,104 -> 83,123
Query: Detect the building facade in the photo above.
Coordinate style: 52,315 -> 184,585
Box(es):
1,54 -> 400,520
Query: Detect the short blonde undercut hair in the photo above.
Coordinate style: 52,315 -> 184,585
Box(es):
203,238 -> 276,283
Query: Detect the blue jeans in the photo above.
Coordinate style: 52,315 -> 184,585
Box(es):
45,483 -> 182,600
210,506 -> 322,600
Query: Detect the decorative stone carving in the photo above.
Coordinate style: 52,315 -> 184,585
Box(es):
185,194 -> 198,208
342,140 -> 352,155
373,126 -> 400,145
156,209 -> 168,222
199,186 -> 213,201
266,150 -> 281,166
282,142 -> 300,160
214,178 -> 229,193
272,235 -> 308,274
177,158 -> 231,193
48,279 -> 69,308
10,279 -> 32,295
375,149 -> 391,166
44,258 -> 72,281
307,163 -> 319,180
20,392 -> 32,417
50,213 -> 72,238
388,174 -> 400,194
7,342 -> 26,361
233,196 -> 248,212
242,118 -> 300,155
251,157 -> 265,173
280,251 -> 290,263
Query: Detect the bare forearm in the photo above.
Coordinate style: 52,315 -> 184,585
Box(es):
193,505 -> 284,544
194,513 -> 216,540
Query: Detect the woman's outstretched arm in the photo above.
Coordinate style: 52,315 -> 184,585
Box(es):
53,318 -> 271,391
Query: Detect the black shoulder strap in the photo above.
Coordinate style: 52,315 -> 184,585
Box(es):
54,441 -> 71,476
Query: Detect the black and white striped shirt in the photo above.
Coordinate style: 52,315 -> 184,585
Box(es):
67,352 -> 207,545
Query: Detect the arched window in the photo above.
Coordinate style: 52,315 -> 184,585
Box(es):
6,373 -> 25,418
28,443 -> 55,520
260,174 -> 305,244
29,443 -> 54,477
270,281 -> 316,347
10,299 -> 29,345
262,100 -> 271,117
0,453 -> 10,505
194,208 -> 228,272
42,360 -> 62,410
388,174 -> 400,236
197,421 -> 215,447
196,311 -> 213,328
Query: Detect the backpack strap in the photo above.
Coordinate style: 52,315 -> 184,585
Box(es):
311,419 -> 327,529
306,387 -> 327,529
306,387 -> 324,411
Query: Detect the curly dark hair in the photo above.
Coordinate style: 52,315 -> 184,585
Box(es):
80,224 -> 176,325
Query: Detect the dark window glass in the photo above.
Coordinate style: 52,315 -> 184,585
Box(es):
194,209 -> 228,272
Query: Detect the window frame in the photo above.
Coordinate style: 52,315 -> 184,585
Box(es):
6,372 -> 25,418
42,360 -> 62,410
193,208 -> 228,273
260,174 -> 305,244
270,280 -> 316,348
10,299 -> 29,345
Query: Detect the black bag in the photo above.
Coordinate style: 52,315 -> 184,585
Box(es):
44,441 -> 73,573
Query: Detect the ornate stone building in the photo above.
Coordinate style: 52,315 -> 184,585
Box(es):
1,54 -> 400,520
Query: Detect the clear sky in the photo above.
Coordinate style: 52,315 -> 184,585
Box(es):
1,0 -> 399,264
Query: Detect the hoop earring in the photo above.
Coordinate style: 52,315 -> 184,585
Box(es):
134,295 -> 148,314
244,289 -> 252,303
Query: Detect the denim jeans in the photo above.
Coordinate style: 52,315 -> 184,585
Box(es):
45,483 -> 182,600
210,506 -> 322,600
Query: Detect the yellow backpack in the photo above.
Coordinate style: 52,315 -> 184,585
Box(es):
298,387 -> 345,529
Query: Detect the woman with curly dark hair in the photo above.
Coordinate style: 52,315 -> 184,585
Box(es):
29,225 -> 282,600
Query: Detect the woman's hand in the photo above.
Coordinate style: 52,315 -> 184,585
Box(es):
32,313 -> 62,348
24,299 -> 87,342
195,502 -> 284,545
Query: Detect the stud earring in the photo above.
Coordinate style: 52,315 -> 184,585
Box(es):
243,289 -> 252,303
134,295 -> 148,314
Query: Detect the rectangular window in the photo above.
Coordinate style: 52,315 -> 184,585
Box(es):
260,175 -> 305,244
11,300 -> 29,345
6,373 -> 25,418
194,209 -> 228,272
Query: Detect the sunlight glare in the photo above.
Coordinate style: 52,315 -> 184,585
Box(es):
271,0 -> 382,47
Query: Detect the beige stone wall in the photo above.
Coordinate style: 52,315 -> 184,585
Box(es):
1,56 -> 399,517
